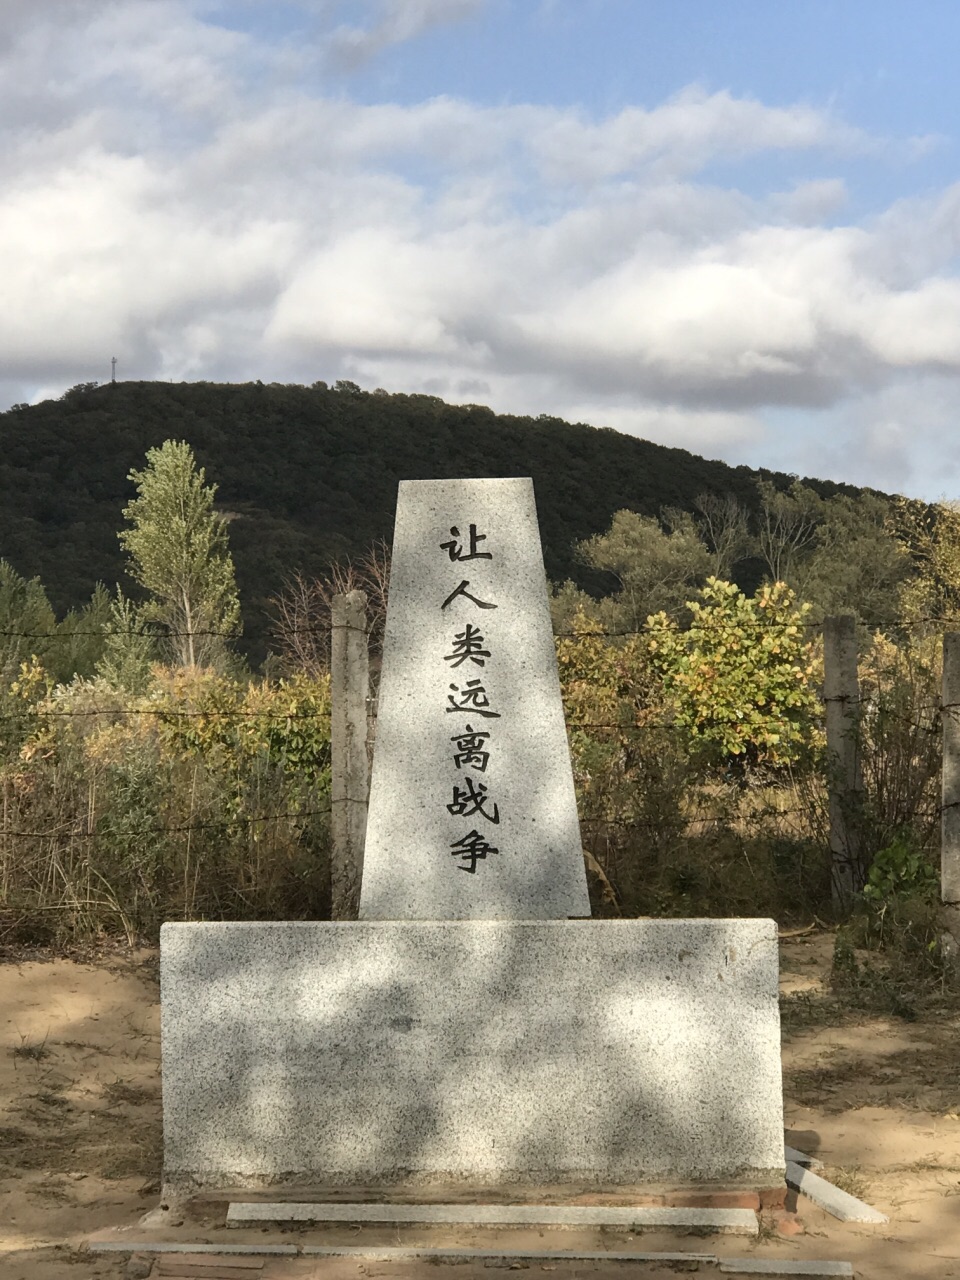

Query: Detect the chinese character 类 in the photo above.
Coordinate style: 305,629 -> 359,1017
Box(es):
443,622 -> 491,669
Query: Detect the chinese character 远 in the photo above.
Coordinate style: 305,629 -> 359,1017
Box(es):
450,829 -> 500,873
451,724 -> 491,772
443,622 -> 491,669
446,776 -> 500,824
440,524 -> 492,562
446,679 -> 501,719
441,579 -> 498,611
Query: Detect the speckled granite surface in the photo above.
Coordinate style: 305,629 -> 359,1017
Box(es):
359,477 -> 589,920
161,919 -> 784,1191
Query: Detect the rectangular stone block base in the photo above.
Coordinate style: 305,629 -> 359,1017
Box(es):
160,920 -> 784,1193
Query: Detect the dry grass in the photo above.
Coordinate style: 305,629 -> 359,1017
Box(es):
11,1036 -> 51,1062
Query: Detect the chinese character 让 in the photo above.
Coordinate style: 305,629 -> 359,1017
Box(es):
443,623 -> 491,669
440,524 -> 492,562
446,678 -> 501,719
450,829 -> 500,873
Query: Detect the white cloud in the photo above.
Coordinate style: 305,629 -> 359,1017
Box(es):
771,178 -> 848,225
4,1 -> 960,499
0,145 -> 295,378
326,0 -> 486,67
525,87 -> 876,185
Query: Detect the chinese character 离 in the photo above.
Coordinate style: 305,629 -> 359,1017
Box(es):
451,724 -> 491,772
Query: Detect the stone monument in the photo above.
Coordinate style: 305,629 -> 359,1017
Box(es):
160,477 -> 785,1196
361,477 -> 589,919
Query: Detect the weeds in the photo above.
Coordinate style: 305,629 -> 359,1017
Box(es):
1,668 -> 332,945
825,1165 -> 871,1200
11,1034 -> 50,1062
101,1078 -> 154,1107
779,989 -> 845,1032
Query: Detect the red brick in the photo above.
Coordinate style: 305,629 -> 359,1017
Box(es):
662,1191 -> 761,1210
770,1209 -> 804,1237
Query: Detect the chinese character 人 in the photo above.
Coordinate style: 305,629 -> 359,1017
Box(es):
440,524 -> 492,562
446,678 -> 501,719
440,579 -> 498,611
447,776 -> 500,824
443,623 -> 491,669
450,829 -> 499,873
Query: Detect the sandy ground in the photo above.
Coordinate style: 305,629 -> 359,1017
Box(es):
1,931 -> 958,1280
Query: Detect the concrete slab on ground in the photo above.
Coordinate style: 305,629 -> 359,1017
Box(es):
784,1145 -> 822,1169
155,1259 -> 264,1279
88,1243 -> 298,1256
785,1160 -> 888,1223
719,1260 -> 854,1276
225,1201 -> 759,1233
90,1242 -> 858,1276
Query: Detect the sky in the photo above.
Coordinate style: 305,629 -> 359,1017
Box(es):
4,0 -> 960,500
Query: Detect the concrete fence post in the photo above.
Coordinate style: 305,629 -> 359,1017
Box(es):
330,589 -> 370,920
823,614 -> 864,910
941,634 -> 960,954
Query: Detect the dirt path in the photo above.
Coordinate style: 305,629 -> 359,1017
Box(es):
1,933 -> 958,1278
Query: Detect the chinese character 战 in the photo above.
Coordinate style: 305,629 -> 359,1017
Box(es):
447,776 -> 500,824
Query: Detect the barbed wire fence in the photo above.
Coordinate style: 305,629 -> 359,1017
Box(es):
0,603 -> 957,935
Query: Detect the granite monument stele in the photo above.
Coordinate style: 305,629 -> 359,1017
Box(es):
160,477 -> 785,1196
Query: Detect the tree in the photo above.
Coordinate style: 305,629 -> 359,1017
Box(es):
0,559 -> 57,687
755,479 -> 823,588
95,590 -> 157,692
895,497 -> 960,630
119,440 -> 240,669
800,492 -> 910,627
573,508 -> 712,632
269,540 -> 390,677
691,492 -> 753,579
647,577 -> 822,772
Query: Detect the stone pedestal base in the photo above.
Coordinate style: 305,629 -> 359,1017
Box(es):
160,920 -> 784,1193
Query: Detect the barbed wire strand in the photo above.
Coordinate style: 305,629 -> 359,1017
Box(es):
0,706 -> 329,723
1,806 -> 331,841
5,611 -> 960,643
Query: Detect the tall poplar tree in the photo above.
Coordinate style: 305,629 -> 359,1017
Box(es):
119,440 -> 240,669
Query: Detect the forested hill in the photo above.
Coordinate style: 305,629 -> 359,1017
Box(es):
1,378 -> 876,648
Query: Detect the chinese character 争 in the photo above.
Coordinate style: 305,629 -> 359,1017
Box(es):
450,829 -> 499,873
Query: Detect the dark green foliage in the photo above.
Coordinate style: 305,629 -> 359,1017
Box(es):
0,380 -> 880,665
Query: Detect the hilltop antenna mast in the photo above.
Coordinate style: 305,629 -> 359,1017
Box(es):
111,357 -> 117,383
